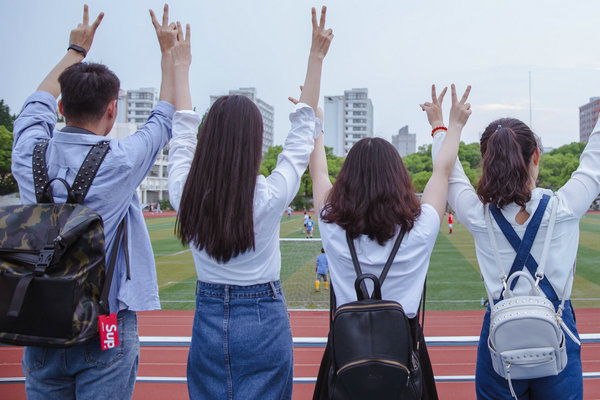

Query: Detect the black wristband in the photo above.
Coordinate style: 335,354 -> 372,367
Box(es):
68,44 -> 87,58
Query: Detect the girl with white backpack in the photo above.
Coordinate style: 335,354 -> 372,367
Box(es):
430,104 -> 599,398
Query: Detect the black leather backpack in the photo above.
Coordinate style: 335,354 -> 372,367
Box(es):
326,229 -> 422,399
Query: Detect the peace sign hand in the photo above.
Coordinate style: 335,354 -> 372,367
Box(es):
171,22 -> 191,68
420,84 -> 447,128
310,6 -> 334,60
150,4 -> 178,54
449,84 -> 472,128
69,4 -> 103,53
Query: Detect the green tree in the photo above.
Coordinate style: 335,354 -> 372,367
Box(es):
403,142 -> 481,191
458,142 -> 481,169
537,142 -> 585,189
0,126 -> 16,194
411,171 -> 432,193
0,99 -> 16,132
258,145 -> 345,210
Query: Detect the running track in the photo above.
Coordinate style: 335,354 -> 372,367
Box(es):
1,309 -> 599,399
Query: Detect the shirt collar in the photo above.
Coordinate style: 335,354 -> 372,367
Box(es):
60,125 -> 99,135
53,128 -> 111,145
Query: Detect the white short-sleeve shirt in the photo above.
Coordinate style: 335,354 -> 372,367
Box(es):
318,204 -> 440,318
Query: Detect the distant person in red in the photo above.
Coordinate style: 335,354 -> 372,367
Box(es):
448,212 -> 453,234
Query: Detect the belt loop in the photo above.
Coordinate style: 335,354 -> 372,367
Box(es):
269,281 -> 277,300
224,285 -> 230,303
195,280 -> 199,296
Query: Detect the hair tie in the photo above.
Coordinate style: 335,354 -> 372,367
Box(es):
497,124 -> 502,130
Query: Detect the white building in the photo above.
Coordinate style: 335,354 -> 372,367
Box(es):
579,97 -> 600,143
55,120 -> 168,205
210,87 -> 274,155
121,87 -> 166,204
392,125 -> 417,157
127,88 -> 159,129
323,88 -> 374,156
324,95 -> 344,157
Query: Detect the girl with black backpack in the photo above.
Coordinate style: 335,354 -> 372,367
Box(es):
307,84 -> 472,399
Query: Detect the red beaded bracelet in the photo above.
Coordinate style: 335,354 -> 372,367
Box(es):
431,126 -> 447,137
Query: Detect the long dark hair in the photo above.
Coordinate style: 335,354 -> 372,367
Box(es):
176,96 -> 263,263
477,118 -> 539,208
321,137 -> 421,244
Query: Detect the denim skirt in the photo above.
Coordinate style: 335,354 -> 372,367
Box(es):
187,280 -> 293,400
475,300 -> 582,400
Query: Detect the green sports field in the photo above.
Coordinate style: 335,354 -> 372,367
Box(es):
149,214 -> 600,311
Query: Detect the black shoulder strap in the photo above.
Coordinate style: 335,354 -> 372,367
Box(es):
33,140 -> 51,203
415,278 -> 427,348
32,140 -> 110,204
99,217 -> 128,314
378,227 -> 407,285
345,226 -> 407,286
71,141 -> 110,204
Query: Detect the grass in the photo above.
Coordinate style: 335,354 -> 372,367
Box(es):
147,214 -> 600,311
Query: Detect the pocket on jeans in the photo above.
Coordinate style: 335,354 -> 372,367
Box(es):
84,316 -> 125,367
257,295 -> 287,326
22,346 -> 46,372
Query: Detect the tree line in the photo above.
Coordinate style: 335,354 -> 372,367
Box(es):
259,139 -> 588,210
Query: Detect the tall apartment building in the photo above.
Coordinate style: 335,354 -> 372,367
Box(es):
210,87 -> 274,154
391,125 -> 417,157
324,95 -> 345,157
116,89 -> 128,123
323,88 -> 373,156
580,97 -> 600,143
127,88 -> 159,129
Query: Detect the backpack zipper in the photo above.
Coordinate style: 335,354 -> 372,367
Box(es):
336,302 -> 404,313
338,358 -> 409,375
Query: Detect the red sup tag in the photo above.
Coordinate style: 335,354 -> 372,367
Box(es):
98,313 -> 119,351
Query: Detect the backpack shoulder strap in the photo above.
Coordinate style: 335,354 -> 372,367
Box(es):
490,194 -> 549,280
345,227 -> 407,300
32,140 -> 110,204
99,217 -> 129,314
492,195 -> 559,300
32,140 -> 51,203
71,141 -> 111,204
346,232 -> 368,300
378,227 -> 407,285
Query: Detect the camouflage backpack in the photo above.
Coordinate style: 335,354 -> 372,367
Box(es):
0,140 -> 126,347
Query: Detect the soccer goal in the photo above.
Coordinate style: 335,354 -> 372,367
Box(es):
280,238 -> 330,309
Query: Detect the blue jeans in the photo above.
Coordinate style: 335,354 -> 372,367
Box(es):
187,280 -> 293,400
22,309 -> 139,400
475,300 -> 582,400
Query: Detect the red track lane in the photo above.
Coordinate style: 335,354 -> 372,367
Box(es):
2,309 -> 599,399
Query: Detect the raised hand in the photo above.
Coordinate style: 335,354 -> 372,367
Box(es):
172,22 -> 191,67
38,4 -> 103,97
420,85 -> 447,128
298,7 -> 333,111
69,4 -> 104,53
150,4 -> 178,54
449,84 -> 472,128
172,22 -> 192,111
310,6 -> 334,60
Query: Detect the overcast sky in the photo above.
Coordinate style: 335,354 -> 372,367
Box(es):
2,0 -> 600,149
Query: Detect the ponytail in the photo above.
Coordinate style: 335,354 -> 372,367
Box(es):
477,118 -> 538,208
